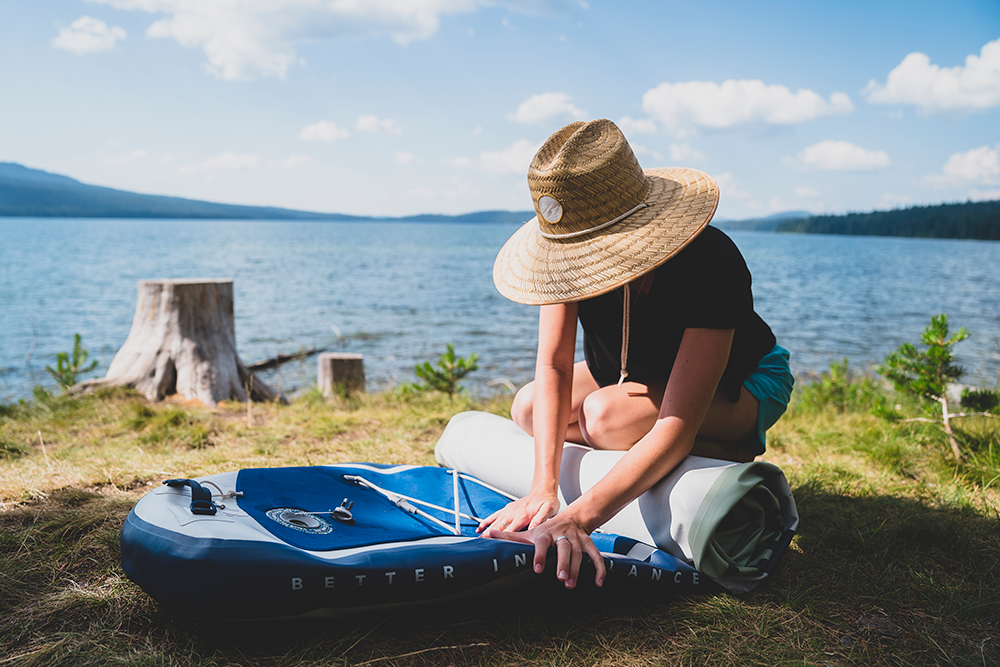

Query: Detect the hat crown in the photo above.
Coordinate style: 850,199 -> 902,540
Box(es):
528,119 -> 651,238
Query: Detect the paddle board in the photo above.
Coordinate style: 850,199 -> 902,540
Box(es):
121,463 -> 717,619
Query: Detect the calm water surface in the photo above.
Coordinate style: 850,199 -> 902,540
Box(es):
1,218 -> 997,401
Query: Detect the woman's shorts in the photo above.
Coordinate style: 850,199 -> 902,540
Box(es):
741,345 -> 794,457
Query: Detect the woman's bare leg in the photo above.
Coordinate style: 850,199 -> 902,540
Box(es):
577,381 -> 760,462
513,363 -> 760,462
510,361 -> 599,444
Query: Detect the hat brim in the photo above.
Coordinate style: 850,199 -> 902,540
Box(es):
493,167 -> 719,305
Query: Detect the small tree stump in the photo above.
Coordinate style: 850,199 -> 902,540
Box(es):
79,279 -> 282,407
318,353 -> 365,396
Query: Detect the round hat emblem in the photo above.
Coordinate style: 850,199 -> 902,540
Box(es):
538,195 -> 563,223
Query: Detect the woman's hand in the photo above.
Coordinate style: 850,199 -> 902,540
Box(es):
477,491 -> 560,534
486,512 -> 606,589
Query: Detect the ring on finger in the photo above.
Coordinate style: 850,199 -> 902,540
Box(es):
555,535 -> 569,543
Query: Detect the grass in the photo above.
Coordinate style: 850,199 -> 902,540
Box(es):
1,376 -> 998,667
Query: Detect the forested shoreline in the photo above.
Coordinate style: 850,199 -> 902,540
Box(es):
772,199 -> 1000,241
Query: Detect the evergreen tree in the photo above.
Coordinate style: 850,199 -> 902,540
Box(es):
877,314 -> 1000,461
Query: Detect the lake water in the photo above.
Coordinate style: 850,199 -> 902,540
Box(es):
1,218 -> 998,403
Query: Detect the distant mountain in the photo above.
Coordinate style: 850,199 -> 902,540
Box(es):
0,163 -> 353,220
0,162 -> 532,222
713,210 -> 811,232
10,162 -> 993,240
396,210 -> 533,224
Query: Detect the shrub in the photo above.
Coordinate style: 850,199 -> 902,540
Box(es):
960,387 -> 1000,414
399,344 -> 479,400
795,358 -> 881,413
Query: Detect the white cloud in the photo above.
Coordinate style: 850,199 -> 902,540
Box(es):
925,145 -> 1000,188
87,0 -> 585,80
878,193 -> 914,209
356,115 -> 402,135
282,154 -> 310,169
203,152 -> 260,169
179,151 -> 260,174
512,93 -> 587,124
941,145 -> 1000,184
795,186 -> 819,198
394,151 -> 415,165
454,138 -> 541,175
53,16 -> 126,55
403,178 -> 480,201
642,79 -> 853,131
714,172 -> 750,200
668,142 -> 704,163
864,38 -> 1000,113
969,188 -> 1000,201
403,187 -> 437,200
793,140 -> 890,171
298,121 -> 350,142
616,116 -> 657,135
630,145 -> 665,163
95,147 -> 148,166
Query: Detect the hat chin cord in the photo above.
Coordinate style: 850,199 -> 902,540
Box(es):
536,199 -> 651,389
618,282 -> 630,388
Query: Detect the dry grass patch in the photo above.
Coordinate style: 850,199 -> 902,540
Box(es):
1,381 -> 998,666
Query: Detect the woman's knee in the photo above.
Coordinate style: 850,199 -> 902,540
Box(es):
578,383 -> 662,450
511,382 -> 535,434
578,390 -> 634,450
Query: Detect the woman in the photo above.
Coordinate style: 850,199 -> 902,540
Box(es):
479,119 -> 793,590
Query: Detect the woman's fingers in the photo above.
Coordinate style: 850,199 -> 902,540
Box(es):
486,528 -> 532,544
480,493 -> 560,533
478,504 -> 525,533
476,509 -> 500,533
527,501 -> 558,529
488,526 -> 605,589
532,529 -> 597,589
584,537 -> 607,587
481,499 -> 603,589
552,533 -> 585,589
553,534 -> 573,584
503,510 -> 530,532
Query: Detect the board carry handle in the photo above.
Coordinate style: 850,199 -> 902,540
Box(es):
163,478 -> 218,516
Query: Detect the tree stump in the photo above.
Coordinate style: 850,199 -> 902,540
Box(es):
318,353 -> 365,397
79,279 -> 282,407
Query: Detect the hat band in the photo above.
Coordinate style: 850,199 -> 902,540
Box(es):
538,202 -> 649,240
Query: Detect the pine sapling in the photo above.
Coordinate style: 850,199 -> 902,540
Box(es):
46,333 -> 98,393
876,314 -> 997,461
413,344 -> 479,400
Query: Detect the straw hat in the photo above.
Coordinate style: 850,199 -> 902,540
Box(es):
493,119 -> 719,305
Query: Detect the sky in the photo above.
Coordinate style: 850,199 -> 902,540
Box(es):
1,0 -> 999,220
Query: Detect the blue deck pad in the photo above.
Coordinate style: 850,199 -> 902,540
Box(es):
237,465 -> 510,551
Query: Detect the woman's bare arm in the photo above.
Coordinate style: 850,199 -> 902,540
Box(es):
477,303 -> 578,533
489,327 -> 734,588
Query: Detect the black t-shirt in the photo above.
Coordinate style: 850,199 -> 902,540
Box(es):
577,226 -> 776,402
